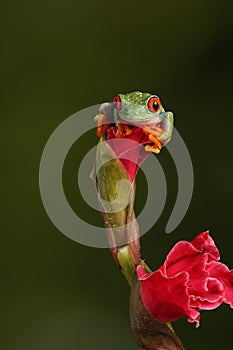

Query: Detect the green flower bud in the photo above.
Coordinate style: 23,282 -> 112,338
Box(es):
94,135 -> 141,283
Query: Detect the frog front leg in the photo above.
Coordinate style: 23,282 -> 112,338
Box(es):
143,111 -> 174,153
94,113 -> 110,137
94,115 -> 133,138
143,126 -> 163,154
115,123 -> 133,138
94,102 -> 115,137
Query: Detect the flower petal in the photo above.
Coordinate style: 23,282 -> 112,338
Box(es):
207,261 -> 233,307
191,231 -> 220,261
137,266 -> 200,326
190,277 -> 224,310
162,240 -> 199,276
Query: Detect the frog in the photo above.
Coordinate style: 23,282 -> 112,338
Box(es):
94,91 -> 174,154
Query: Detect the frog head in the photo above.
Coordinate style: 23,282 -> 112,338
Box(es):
112,91 -> 174,143
113,91 -> 163,121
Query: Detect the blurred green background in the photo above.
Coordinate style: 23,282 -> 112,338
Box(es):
2,0 -> 233,349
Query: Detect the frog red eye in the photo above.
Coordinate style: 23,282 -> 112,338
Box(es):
147,96 -> 161,113
113,95 -> 121,110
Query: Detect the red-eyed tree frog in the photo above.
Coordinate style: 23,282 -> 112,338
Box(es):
94,91 -> 174,154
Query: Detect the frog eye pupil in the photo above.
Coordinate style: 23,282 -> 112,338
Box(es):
153,101 -> 158,110
147,96 -> 161,113
113,95 -> 121,110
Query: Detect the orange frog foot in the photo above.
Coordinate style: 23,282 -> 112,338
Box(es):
94,114 -> 110,137
143,127 -> 162,154
115,123 -> 133,138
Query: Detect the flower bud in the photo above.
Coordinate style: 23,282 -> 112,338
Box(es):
93,135 -> 141,281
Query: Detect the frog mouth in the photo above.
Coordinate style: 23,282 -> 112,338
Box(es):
120,114 -> 162,127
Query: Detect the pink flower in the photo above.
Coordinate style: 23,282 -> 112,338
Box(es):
137,231 -> 233,327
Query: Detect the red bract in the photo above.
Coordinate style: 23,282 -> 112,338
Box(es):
137,231 -> 233,327
106,126 -> 152,182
